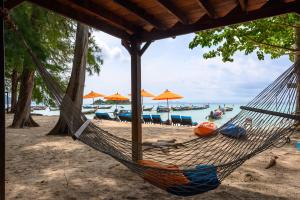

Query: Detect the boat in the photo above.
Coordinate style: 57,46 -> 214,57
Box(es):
98,105 -> 112,109
207,110 -> 223,120
82,108 -> 97,115
118,109 -> 131,114
194,122 -> 217,137
143,106 -> 154,111
83,105 -> 98,109
157,106 -> 170,113
171,106 -> 192,111
31,105 -> 47,110
49,107 -> 60,111
191,105 -> 209,110
224,107 -> 233,111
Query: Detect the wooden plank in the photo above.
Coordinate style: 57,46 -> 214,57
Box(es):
0,0 -> 5,198
130,40 -> 143,162
4,0 -> 24,10
28,0 -> 131,40
113,0 -> 166,30
70,0 -> 141,33
196,0 -> 216,18
238,0 -> 248,12
139,0 -> 298,42
156,0 -> 189,24
140,41 -> 152,55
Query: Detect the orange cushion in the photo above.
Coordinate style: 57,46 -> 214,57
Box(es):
138,160 -> 189,190
194,122 -> 216,137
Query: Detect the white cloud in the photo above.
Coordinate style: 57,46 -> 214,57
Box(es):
84,32 -> 292,104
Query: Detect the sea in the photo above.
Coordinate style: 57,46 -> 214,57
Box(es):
32,103 -> 245,127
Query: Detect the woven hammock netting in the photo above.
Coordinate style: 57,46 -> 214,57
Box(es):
5,12 -> 299,196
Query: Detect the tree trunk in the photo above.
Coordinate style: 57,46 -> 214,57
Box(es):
10,69 -> 18,113
11,68 -> 39,128
48,23 -> 89,136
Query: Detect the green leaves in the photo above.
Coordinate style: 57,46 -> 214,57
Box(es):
5,3 -> 103,106
190,13 -> 300,62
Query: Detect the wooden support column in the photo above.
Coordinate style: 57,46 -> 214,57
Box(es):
0,0 -> 5,198
122,39 -> 152,161
130,40 -> 142,161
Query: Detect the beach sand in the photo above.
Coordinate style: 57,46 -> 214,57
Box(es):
5,114 -> 300,200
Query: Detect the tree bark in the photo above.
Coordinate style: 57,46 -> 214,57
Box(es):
10,69 -> 18,113
48,23 -> 89,136
11,68 -> 39,128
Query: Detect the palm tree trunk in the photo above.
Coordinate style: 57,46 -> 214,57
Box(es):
11,68 -> 39,128
48,23 -> 89,136
10,69 -> 18,113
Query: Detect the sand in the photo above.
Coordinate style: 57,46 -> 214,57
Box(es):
5,114 -> 300,200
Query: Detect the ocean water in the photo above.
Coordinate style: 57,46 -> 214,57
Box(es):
32,103 -> 245,127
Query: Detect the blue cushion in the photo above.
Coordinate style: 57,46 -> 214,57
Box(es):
181,116 -> 192,120
143,115 -> 151,118
220,123 -> 246,138
171,115 -> 181,119
152,115 -> 161,119
167,165 -> 220,196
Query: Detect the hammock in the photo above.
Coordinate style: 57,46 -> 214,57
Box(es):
3,11 -> 299,196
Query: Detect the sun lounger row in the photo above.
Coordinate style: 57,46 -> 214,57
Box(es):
95,112 -> 197,126
171,115 -> 198,126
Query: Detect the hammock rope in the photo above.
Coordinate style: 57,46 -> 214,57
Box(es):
2,9 -> 299,196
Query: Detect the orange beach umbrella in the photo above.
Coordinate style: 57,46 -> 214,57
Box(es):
83,91 -> 106,104
104,92 -> 129,109
153,89 -> 183,122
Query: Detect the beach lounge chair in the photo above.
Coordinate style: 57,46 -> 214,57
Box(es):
118,113 -> 132,122
95,112 -> 113,120
181,116 -> 198,126
171,115 -> 182,126
151,115 -> 165,125
143,115 -> 152,124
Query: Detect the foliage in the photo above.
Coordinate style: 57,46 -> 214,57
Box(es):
94,99 -> 130,105
189,13 -> 300,62
5,3 -> 103,105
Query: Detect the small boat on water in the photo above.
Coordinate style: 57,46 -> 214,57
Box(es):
224,107 -> 233,111
143,106 -> 154,111
98,105 -> 112,109
49,107 -> 60,111
83,105 -> 98,109
171,106 -> 192,111
31,105 -> 47,111
157,106 -> 170,113
82,108 -> 97,115
207,110 -> 223,120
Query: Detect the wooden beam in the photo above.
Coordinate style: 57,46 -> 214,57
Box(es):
113,0 -> 165,30
28,0 -> 131,40
197,0 -> 216,18
140,41 -> 152,56
238,0 -> 248,12
4,0 -> 24,10
156,0 -> 189,24
139,0 -> 299,42
0,0 -> 5,199
130,40 -> 142,162
121,39 -> 132,55
70,0 -> 141,33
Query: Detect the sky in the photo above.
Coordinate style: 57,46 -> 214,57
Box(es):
83,31 -> 292,104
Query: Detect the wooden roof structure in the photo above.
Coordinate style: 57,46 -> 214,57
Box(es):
5,0 -> 300,42
1,1 -> 300,198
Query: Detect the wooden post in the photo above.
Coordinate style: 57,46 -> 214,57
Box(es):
295,26 -> 300,116
130,40 -> 142,161
0,0 -> 5,198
